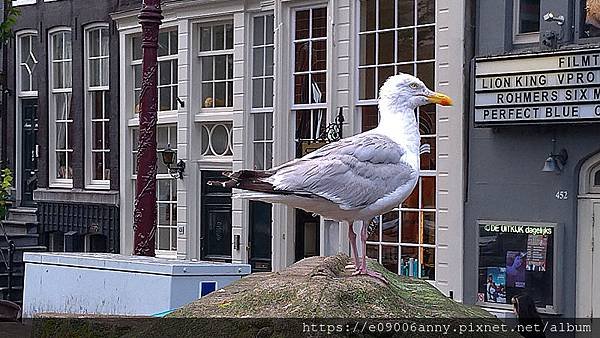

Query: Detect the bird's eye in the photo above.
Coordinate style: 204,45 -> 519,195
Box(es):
409,83 -> 419,89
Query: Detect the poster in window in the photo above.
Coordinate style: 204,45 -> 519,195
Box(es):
506,251 -> 526,288
526,234 -> 548,272
485,267 -> 506,303
478,221 -> 556,311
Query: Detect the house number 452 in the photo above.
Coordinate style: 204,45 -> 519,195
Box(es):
555,191 -> 568,200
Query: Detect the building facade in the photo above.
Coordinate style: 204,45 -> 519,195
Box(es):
467,0 -> 600,317
113,0 -> 466,299
4,0 -> 120,252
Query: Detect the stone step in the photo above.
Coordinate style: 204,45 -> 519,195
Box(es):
0,220 -> 39,235
0,272 -> 24,286
7,208 -> 37,223
3,234 -> 40,247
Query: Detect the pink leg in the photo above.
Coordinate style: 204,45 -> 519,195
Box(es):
352,220 -> 388,283
348,221 -> 360,270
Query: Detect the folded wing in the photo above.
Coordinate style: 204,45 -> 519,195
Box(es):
266,133 -> 416,210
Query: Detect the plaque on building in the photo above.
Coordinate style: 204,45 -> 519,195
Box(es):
474,49 -> 600,124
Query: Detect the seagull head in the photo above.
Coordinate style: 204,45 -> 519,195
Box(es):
379,73 -> 453,110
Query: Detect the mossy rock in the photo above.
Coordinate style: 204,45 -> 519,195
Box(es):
140,254 -> 513,337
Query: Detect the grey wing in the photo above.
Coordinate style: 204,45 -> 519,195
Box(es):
266,133 -> 417,209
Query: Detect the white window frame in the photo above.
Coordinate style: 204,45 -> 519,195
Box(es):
48,27 -> 73,188
291,6 -> 329,155
197,20 -> 235,113
290,6 -> 328,112
130,125 -> 178,257
16,32 -> 39,97
129,28 -> 179,119
251,13 -> 275,170
84,23 -> 111,189
355,0 -> 438,280
513,0 -> 541,44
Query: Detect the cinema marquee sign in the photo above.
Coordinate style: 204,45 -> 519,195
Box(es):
474,49 -> 600,124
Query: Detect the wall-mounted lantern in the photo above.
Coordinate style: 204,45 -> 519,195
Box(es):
161,144 -> 185,179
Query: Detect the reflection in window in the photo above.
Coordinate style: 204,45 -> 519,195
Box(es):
293,8 -> 327,105
131,125 -> 177,252
517,0 -> 540,34
131,30 -> 178,114
583,0 -> 600,38
252,14 -> 275,170
361,0 -> 437,280
199,22 -> 234,108
50,29 -> 73,183
295,109 -> 325,158
86,26 -> 111,184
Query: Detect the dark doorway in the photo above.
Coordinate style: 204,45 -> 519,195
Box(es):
295,209 -> 320,262
21,99 -> 38,206
200,171 -> 232,262
249,201 -> 272,271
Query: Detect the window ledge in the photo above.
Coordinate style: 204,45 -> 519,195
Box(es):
513,32 -> 540,45
195,111 -> 234,122
12,0 -> 36,6
85,182 -> 111,190
34,188 -> 119,205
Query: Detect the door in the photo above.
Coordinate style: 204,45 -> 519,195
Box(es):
294,209 -> 320,262
21,99 -> 38,206
249,201 -> 272,271
576,156 -> 600,318
200,171 -> 232,262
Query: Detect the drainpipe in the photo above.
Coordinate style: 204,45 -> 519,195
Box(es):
133,0 -> 163,256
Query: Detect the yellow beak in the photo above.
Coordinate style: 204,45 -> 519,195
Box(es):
427,92 -> 453,106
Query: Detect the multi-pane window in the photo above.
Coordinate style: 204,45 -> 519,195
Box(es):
86,26 -> 110,186
49,29 -> 73,184
131,30 -> 178,114
18,33 -> 38,93
293,8 -> 327,158
293,8 -> 327,105
199,22 -> 234,108
359,0 -> 437,280
131,125 -> 177,253
358,0 -> 435,100
200,123 -> 233,157
252,14 -> 274,170
253,113 -> 273,170
252,15 -> 274,109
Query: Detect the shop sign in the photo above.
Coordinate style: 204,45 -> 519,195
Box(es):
474,49 -> 600,124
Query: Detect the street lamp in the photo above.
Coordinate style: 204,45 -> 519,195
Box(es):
133,0 -> 163,257
161,144 -> 185,179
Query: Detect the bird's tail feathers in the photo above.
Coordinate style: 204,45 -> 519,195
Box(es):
206,169 -> 276,193
232,191 -> 278,200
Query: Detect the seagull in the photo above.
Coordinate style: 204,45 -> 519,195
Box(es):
208,73 -> 452,281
